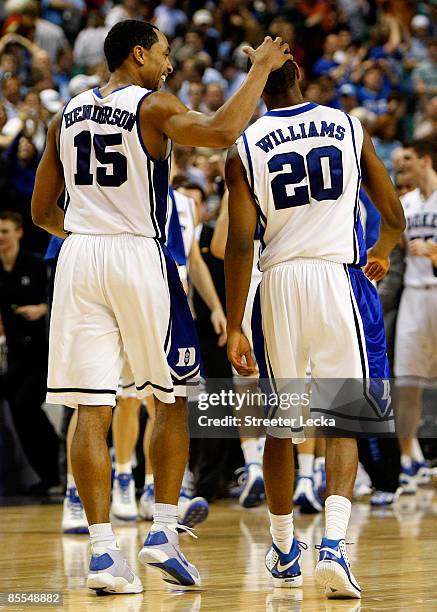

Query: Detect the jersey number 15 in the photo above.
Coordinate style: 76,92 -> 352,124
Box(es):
74,130 -> 127,187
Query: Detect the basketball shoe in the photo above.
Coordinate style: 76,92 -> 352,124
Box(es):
61,487 -> 88,534
178,488 -> 209,528
238,463 -> 265,508
111,473 -> 138,521
138,524 -> 201,588
399,465 -> 418,494
87,547 -> 143,594
315,538 -> 361,599
413,460 -> 432,486
265,538 -> 307,587
293,476 -> 322,514
139,483 -> 155,521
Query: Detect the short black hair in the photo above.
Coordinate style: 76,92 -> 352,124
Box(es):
404,139 -> 437,170
247,57 -> 297,97
104,20 -> 160,73
0,210 -> 23,229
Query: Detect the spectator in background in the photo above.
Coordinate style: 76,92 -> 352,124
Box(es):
412,37 -> 437,99
313,33 -> 339,77
371,114 -> 402,179
414,95 -> 437,139
355,63 -> 393,115
105,0 -> 145,30
187,81 -> 205,112
406,14 -> 431,67
0,133 -> 48,254
200,82 -> 225,115
1,75 -> 22,118
72,10 -> 107,72
0,210 -> 59,493
338,83 -> 359,113
192,9 -> 220,64
154,0 -> 187,38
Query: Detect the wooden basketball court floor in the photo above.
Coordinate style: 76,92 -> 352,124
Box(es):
1,490 -> 437,612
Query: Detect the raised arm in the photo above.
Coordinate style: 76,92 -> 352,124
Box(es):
224,145 -> 257,375
31,112 -> 66,238
360,128 -> 406,281
142,37 -> 290,150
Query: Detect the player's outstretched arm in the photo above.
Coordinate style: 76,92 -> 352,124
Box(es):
32,112 -> 66,238
144,37 -> 290,149
224,146 -> 257,375
361,128 -> 406,281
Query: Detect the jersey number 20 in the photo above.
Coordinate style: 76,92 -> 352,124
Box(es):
269,145 -> 343,209
74,131 -> 127,187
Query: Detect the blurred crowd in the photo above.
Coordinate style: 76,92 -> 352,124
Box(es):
0,0 -> 437,499
0,0 -> 436,249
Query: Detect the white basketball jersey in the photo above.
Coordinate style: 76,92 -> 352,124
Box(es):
236,102 -> 365,271
60,85 -> 171,238
401,187 -> 437,287
173,190 -> 196,258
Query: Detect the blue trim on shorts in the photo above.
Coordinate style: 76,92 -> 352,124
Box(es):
346,265 -> 392,418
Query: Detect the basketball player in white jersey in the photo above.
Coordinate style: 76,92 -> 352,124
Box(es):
225,60 -> 405,599
394,140 -> 437,492
31,20 -> 290,593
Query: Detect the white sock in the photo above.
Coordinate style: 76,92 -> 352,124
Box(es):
411,439 -> 424,463
145,473 -> 154,486
314,456 -> 325,471
66,473 -> 76,490
241,439 -> 262,465
182,464 -> 194,491
298,453 -> 314,478
401,454 -> 412,469
269,510 -> 294,554
257,437 -> 266,455
325,495 -> 351,541
115,462 -> 132,475
153,503 -> 178,530
89,523 -> 118,554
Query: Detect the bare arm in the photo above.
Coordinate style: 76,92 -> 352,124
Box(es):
210,191 -> 228,260
224,146 -> 257,375
189,239 -> 227,346
143,37 -> 290,150
360,128 -> 406,281
31,112 -> 66,238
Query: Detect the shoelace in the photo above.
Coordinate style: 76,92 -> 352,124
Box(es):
176,524 -> 198,539
315,541 -> 354,566
296,540 -> 308,551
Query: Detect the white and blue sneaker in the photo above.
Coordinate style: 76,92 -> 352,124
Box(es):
87,547 -> 143,594
265,538 -> 306,587
370,489 -> 400,507
315,538 -> 361,599
238,463 -> 265,508
139,483 -> 154,521
111,473 -> 138,521
61,487 -> 88,534
399,465 -> 417,495
293,476 -> 322,514
178,488 -> 209,528
413,460 -> 432,486
138,524 -> 201,589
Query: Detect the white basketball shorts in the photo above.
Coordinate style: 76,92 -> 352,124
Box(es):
251,259 -> 391,438
46,234 -> 200,409
395,286 -> 437,386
